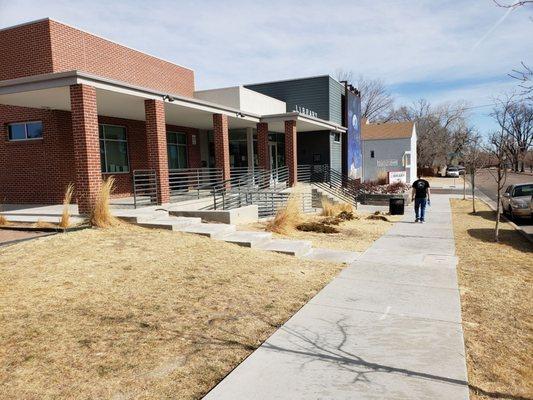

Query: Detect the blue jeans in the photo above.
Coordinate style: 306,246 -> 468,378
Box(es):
414,198 -> 427,221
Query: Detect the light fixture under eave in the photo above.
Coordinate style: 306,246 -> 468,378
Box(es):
163,94 -> 175,102
236,112 -> 244,118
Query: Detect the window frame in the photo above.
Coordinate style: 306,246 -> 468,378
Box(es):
7,121 -> 44,141
167,131 -> 188,170
99,123 -> 130,174
333,132 -> 341,143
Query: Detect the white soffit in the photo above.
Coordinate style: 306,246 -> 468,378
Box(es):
0,87 -> 71,111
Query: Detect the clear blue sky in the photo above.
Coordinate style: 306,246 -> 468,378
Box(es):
1,0 -> 531,134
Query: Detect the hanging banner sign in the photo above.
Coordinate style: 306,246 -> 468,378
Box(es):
346,91 -> 362,180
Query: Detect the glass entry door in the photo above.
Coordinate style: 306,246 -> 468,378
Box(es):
269,142 -> 278,170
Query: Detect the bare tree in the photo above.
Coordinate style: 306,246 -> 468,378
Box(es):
509,62 -> 533,99
487,98 -> 517,242
492,94 -> 533,171
462,134 -> 488,213
391,99 -> 472,170
334,69 -> 394,122
492,0 -> 533,7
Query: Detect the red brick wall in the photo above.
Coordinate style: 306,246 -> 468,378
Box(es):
144,99 -> 170,204
257,122 -> 270,170
0,104 -> 75,204
0,20 -> 54,81
213,114 -> 230,181
70,84 -> 101,214
285,120 -> 298,186
0,103 -> 203,205
0,19 -> 195,97
48,20 -> 194,96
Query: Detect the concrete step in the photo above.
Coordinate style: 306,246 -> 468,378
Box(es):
136,217 -> 202,231
302,248 -> 360,264
221,231 -> 272,248
257,239 -> 312,257
175,223 -> 236,238
2,214 -> 86,225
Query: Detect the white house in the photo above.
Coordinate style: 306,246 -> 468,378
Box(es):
362,120 -> 417,184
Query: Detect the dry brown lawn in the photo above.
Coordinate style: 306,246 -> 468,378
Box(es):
450,199 -> 533,400
242,212 -> 401,252
0,224 -> 343,399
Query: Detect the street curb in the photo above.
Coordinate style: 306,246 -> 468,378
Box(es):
473,189 -> 533,245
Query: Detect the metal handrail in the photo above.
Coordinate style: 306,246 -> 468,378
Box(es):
168,168 -> 224,201
210,166 -> 290,211
133,169 -> 158,208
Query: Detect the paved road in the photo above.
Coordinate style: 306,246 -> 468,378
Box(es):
472,169 -> 532,227
204,194 -> 469,400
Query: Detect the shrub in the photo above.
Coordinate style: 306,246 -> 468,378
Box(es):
59,183 -> 74,229
377,170 -> 388,185
0,214 -> 7,226
90,177 -> 119,228
386,181 -> 409,194
297,221 -> 339,234
266,193 -> 302,234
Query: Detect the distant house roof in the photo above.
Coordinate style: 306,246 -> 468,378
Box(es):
361,120 -> 415,140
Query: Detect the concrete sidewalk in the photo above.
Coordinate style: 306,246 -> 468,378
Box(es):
204,194 -> 469,400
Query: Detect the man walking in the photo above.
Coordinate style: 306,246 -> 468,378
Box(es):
411,172 -> 431,223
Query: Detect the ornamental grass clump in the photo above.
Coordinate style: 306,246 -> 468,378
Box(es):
0,201 -> 7,226
90,177 -> 119,228
59,183 -> 74,229
321,199 -> 354,217
266,193 -> 302,235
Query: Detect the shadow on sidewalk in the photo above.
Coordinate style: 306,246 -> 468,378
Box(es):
204,316 -> 532,400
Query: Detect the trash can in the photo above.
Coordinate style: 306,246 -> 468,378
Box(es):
389,196 -> 405,215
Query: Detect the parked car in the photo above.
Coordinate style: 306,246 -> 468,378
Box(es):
457,165 -> 466,175
501,183 -> 533,220
446,166 -> 460,177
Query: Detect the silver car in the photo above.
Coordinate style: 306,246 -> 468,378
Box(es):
446,166 -> 460,177
501,183 -> 533,220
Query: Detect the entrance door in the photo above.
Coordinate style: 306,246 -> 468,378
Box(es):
269,142 -> 278,170
269,142 -> 278,183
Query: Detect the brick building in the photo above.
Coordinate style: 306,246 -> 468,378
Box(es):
0,18 -> 346,213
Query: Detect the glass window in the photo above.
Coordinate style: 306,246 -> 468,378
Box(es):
7,121 -> 43,140
99,124 -> 129,173
370,150 -> 375,158
167,131 -> 188,169
333,132 -> 341,142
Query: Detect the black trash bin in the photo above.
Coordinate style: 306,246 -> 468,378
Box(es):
389,196 -> 405,215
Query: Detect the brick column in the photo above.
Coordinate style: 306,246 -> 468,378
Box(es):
257,122 -> 270,171
70,84 -> 101,215
285,119 -> 298,186
213,113 -> 230,181
144,99 -> 170,204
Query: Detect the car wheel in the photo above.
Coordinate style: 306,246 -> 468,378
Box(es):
508,206 -> 515,221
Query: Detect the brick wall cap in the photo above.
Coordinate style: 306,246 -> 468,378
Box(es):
0,18 -> 194,73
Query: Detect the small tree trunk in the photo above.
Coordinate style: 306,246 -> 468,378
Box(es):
463,174 -> 466,200
471,171 -> 476,214
494,168 -> 502,242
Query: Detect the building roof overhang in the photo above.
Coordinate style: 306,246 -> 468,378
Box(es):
0,71 -> 346,133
